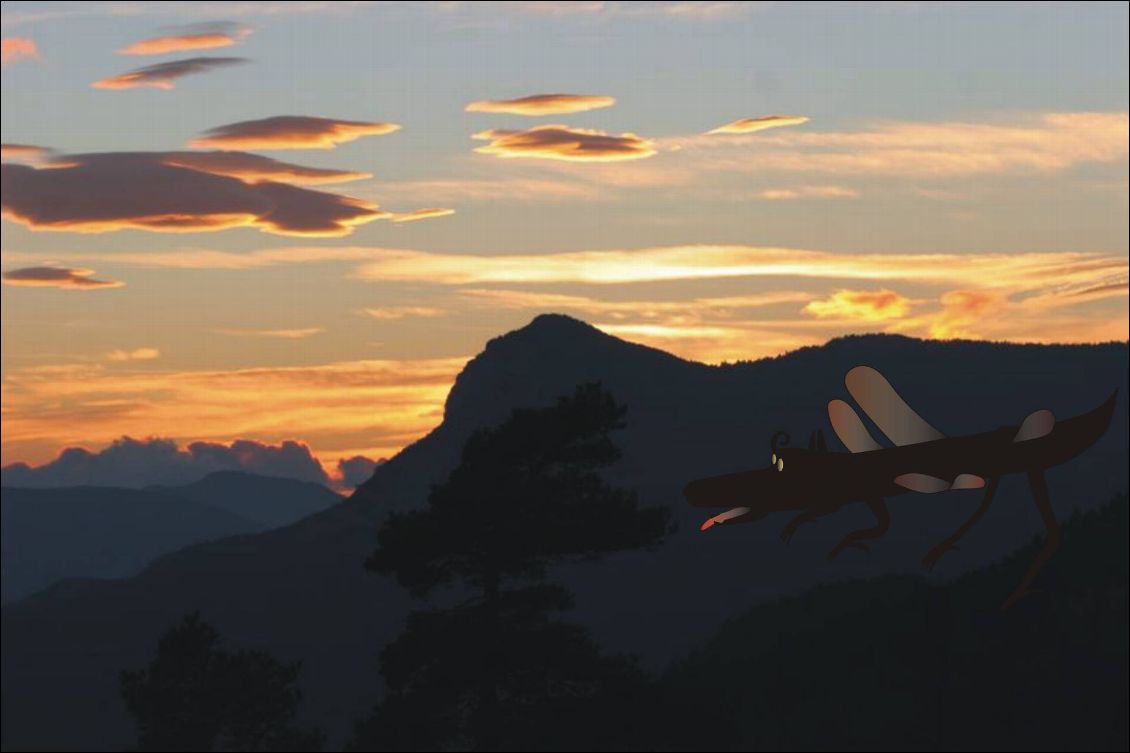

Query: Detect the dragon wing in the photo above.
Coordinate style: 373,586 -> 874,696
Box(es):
828,365 -> 942,453
840,366 -> 992,493
845,366 -> 945,447
828,399 -> 882,453
1014,409 -> 1055,442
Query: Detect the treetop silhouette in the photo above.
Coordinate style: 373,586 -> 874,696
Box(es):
356,383 -> 670,750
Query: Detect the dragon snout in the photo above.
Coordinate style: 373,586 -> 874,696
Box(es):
684,467 -> 779,509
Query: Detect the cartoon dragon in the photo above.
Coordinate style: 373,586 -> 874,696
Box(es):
684,366 -> 1118,609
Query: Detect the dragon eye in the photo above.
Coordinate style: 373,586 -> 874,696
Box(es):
777,458 -> 784,472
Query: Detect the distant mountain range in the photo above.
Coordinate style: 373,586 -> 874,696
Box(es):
2,315 -> 1127,750
1,471 -> 340,604
150,471 -> 343,530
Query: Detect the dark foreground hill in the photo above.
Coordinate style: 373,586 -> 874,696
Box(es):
2,315 -> 1127,750
1,472 -> 340,605
660,494 -> 1128,751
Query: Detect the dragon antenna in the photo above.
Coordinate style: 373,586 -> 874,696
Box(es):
770,431 -> 791,452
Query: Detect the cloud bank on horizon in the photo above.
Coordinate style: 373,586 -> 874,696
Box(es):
0,436 -> 380,491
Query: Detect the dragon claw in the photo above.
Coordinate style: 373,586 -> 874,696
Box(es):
780,510 -> 826,545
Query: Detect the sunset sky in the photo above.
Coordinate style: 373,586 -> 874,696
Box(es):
2,1 -> 1127,479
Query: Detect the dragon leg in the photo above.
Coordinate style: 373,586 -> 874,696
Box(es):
1001,469 -> 1061,610
828,499 -> 890,559
779,507 -> 836,544
922,476 -> 1000,571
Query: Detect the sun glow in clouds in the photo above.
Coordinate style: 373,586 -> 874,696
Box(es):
803,289 -> 916,322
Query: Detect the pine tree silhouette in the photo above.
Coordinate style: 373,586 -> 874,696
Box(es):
354,383 -> 671,750
120,612 -> 324,752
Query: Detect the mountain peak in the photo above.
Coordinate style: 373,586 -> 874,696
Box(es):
499,313 -> 606,343
440,314 -> 692,429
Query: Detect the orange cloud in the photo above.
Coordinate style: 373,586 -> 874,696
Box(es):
0,144 -> 50,162
1062,280 -> 1130,301
351,245 -> 1128,288
350,245 -> 1125,362
889,277 -> 1129,344
92,56 -> 248,90
118,23 -> 252,55
679,112 -> 1129,176
31,244 -> 1126,299
458,288 -> 812,319
1,356 -> 465,470
360,306 -> 446,320
107,347 -> 161,361
214,327 -> 325,339
925,290 -> 1001,339
1,153 -> 384,237
803,289 -> 915,322
608,288 -> 1124,362
472,125 -> 657,162
7,239 -> 1121,365
465,94 -> 616,116
2,265 -> 124,290
753,185 -> 859,200
1,37 -> 38,66
190,116 -> 401,150
389,207 -> 455,223
452,289 -> 849,362
708,115 -> 809,134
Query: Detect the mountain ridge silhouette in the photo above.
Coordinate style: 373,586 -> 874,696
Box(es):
2,314 -> 1126,750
